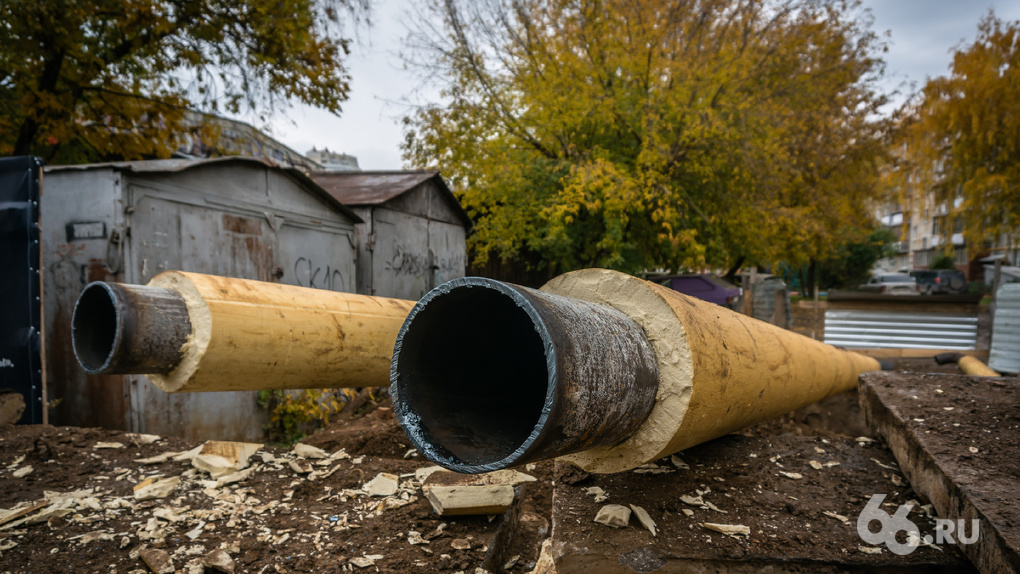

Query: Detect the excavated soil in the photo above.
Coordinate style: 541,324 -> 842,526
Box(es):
549,434 -> 973,572
0,418 -> 506,573
0,359 -> 996,574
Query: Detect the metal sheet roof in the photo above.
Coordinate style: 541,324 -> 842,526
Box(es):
311,170 -> 472,228
45,157 -> 363,224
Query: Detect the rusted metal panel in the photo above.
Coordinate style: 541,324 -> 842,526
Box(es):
989,283 -> 1020,374
42,167 -> 130,430
42,159 -> 359,441
311,170 -> 471,228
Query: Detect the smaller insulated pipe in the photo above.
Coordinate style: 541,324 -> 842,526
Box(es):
73,282 -> 192,375
70,271 -> 417,392
390,278 -> 660,473
933,352 -> 1000,376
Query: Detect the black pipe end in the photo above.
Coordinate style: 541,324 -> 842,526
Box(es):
72,282 -> 192,376
391,277 -> 659,474
72,282 -> 123,374
391,278 -> 555,473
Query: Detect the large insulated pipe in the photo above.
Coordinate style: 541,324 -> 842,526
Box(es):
72,271 -> 416,392
392,269 -> 881,473
390,278 -> 659,473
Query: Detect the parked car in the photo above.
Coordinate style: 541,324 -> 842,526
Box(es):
859,274 -> 921,295
909,269 -> 967,295
657,274 -> 742,307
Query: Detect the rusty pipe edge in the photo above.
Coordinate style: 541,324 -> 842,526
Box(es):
72,282 -> 192,375
390,277 -> 660,474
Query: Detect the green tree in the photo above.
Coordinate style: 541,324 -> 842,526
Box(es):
0,0 -> 367,163
898,13 -> 1020,254
402,0 -> 891,275
816,228 -> 897,290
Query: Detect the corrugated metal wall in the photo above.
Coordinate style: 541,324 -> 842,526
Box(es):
989,284 -> 1020,374
824,310 -> 978,350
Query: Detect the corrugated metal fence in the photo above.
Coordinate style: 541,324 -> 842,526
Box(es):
989,284 -> 1020,374
824,309 -> 978,350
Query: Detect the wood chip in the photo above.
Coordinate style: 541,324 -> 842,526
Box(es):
594,504 -> 631,528
426,485 -> 514,516
703,522 -> 750,537
629,504 -> 657,536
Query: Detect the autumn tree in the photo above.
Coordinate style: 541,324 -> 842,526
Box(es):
0,0 -> 367,163
402,0 -> 891,276
897,14 -> 1020,254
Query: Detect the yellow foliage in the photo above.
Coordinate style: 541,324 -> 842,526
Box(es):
403,0 -> 891,273
896,13 -> 1020,252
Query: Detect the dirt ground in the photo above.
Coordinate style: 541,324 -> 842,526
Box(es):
0,406 -> 510,574
861,372 -> 1020,571
549,434 -> 972,571
0,359 -> 996,574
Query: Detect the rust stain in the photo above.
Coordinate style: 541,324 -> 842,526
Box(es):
222,213 -> 260,235
86,258 -> 111,283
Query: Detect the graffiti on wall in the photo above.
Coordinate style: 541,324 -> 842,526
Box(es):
385,245 -> 430,277
293,257 -> 346,292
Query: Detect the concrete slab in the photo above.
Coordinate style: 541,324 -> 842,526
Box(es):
860,371 -> 1020,573
549,434 -> 974,573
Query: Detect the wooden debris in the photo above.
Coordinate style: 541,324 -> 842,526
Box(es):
426,485 -> 514,516
363,473 -> 399,497
133,477 -> 180,501
288,459 -> 313,475
94,441 -> 125,449
584,486 -> 608,503
779,471 -> 803,480
0,501 -> 48,528
191,441 -> 261,478
349,555 -> 381,568
703,523 -> 750,537
822,510 -> 850,525
594,504 -> 631,528
135,451 -> 180,465
423,469 -> 535,489
292,443 -> 328,459
127,434 -> 161,446
629,504 -> 657,536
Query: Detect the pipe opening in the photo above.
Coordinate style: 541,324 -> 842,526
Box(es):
72,283 -> 121,373
393,282 -> 551,470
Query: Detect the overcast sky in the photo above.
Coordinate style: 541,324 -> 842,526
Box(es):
254,0 -> 1020,171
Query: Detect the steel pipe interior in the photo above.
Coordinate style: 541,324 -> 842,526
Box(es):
72,282 -> 122,373
392,281 -> 550,470
392,278 -> 659,473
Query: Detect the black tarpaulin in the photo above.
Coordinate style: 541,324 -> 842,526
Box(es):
0,156 -> 44,423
